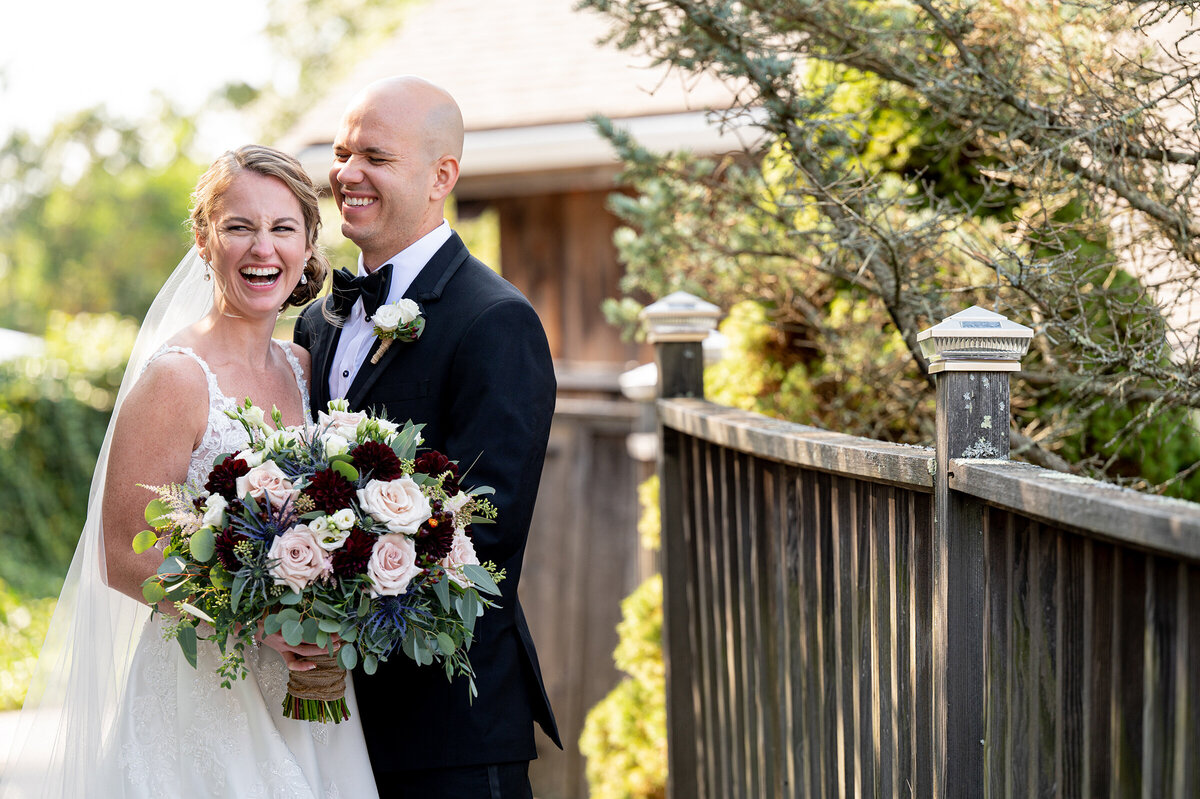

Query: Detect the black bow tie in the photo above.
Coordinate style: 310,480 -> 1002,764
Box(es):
328,264 -> 393,319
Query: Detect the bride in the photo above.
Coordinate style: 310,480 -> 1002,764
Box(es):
0,145 -> 380,798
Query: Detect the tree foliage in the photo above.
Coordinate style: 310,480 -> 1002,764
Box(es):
583,0 -> 1200,494
0,106 -> 202,332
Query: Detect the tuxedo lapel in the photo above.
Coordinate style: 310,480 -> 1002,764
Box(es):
311,305 -> 344,411
346,233 -> 471,408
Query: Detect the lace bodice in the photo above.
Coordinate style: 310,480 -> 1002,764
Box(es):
143,341 -> 310,486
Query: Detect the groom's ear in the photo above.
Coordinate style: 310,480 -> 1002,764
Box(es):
429,155 -> 459,202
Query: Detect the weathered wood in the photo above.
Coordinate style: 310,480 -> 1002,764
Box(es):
658,425 -> 698,799
655,343 -> 704,402
950,460 -> 1200,562
659,399 -> 935,490
936,370 -> 1007,796
655,383 -> 1200,799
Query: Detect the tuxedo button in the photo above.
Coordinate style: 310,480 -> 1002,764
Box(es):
342,370 -> 350,378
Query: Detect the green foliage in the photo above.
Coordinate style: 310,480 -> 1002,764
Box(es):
582,476 -> 667,799
580,575 -> 667,799
0,577 -> 56,711
0,312 -> 138,596
0,108 -> 202,332
586,0 -> 1200,490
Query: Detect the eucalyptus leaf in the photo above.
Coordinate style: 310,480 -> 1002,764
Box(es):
277,608 -> 302,623
433,575 -> 451,611
469,515 -> 496,525
178,625 -> 198,669
231,573 -> 247,613
189,526 -> 215,563
462,565 -> 500,596
264,614 -> 284,636
209,564 -> 230,590
311,599 -> 337,617
156,555 -> 186,578
357,593 -> 372,617
278,590 -> 303,606
338,643 -> 358,670
363,654 -> 378,675
301,617 -> 320,643
318,619 -> 342,634
131,529 -> 159,554
436,632 -> 456,656
179,602 -> 215,624
282,619 -> 303,647
340,627 -> 357,644
331,460 -> 360,482
316,630 -> 329,649
141,580 -> 166,604
468,485 -> 495,496
144,499 -> 173,528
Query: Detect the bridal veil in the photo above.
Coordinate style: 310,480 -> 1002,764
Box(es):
0,248 -> 212,798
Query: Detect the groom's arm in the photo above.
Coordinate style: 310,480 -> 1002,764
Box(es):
445,298 -> 555,566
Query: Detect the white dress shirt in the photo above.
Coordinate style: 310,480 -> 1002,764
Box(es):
328,221 -> 453,400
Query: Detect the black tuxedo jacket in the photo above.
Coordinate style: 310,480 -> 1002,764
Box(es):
294,232 -> 561,774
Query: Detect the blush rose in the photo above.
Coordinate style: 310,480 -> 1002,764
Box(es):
357,477 -> 431,534
367,534 -> 423,596
268,524 -> 331,593
235,460 -> 299,509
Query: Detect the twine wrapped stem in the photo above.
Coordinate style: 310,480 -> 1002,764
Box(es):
282,651 -> 349,723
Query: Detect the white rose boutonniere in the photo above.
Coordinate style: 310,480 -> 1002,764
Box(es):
369,299 -> 424,364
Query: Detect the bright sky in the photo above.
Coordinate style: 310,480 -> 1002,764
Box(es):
0,0 -> 281,155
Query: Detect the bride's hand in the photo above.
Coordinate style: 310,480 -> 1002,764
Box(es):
257,624 -> 342,671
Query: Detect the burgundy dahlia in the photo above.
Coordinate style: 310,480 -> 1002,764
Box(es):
413,451 -> 460,493
303,468 -> 357,514
205,457 -> 251,502
214,527 -> 249,572
332,527 -> 375,578
351,440 -> 404,482
415,504 -> 456,562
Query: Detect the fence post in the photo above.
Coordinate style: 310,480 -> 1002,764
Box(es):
919,307 -> 1033,797
641,292 -> 721,799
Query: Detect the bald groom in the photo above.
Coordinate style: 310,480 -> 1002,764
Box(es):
294,76 -> 561,798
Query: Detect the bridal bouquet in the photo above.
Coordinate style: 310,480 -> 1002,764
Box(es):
134,399 -> 503,722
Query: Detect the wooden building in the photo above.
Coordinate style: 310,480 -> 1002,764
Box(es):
277,2 -> 742,795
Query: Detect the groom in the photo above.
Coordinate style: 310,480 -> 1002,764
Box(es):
293,76 -> 561,797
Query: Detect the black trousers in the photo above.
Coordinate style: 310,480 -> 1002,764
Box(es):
374,761 -> 532,799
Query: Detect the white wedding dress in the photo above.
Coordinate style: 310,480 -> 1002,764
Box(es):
98,342 -> 380,799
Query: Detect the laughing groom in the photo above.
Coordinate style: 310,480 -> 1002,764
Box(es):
293,76 -> 561,798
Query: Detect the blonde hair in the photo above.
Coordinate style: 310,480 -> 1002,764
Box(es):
190,144 -> 330,309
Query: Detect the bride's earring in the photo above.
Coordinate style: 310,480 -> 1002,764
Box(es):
203,263 -> 212,282
300,272 -> 308,286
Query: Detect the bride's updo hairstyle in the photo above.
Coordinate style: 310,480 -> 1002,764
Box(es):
189,144 -> 331,310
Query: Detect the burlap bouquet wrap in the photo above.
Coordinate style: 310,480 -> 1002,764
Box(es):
284,652 -> 349,723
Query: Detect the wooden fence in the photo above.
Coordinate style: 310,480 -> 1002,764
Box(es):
652,324 -> 1200,798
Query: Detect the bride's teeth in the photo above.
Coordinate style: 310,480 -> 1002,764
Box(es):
346,197 -> 374,207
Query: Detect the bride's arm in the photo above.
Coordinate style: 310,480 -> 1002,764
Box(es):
101,355 -> 208,603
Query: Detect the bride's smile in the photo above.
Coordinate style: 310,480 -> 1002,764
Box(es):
199,169 -> 312,318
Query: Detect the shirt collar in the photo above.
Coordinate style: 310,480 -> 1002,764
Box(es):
355,220 -> 453,306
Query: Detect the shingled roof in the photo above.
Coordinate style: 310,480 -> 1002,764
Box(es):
278,0 -> 750,196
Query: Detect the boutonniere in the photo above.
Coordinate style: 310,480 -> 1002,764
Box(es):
369,299 -> 425,364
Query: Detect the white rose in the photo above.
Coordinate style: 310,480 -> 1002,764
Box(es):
331,508 -> 356,531
371,299 -> 420,331
318,408 -> 369,440
235,460 -> 299,509
357,477 -> 431,534
268,525 -> 331,592
441,532 -> 481,589
234,449 -> 265,468
322,432 -> 351,457
201,494 -> 228,528
367,534 -> 422,596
